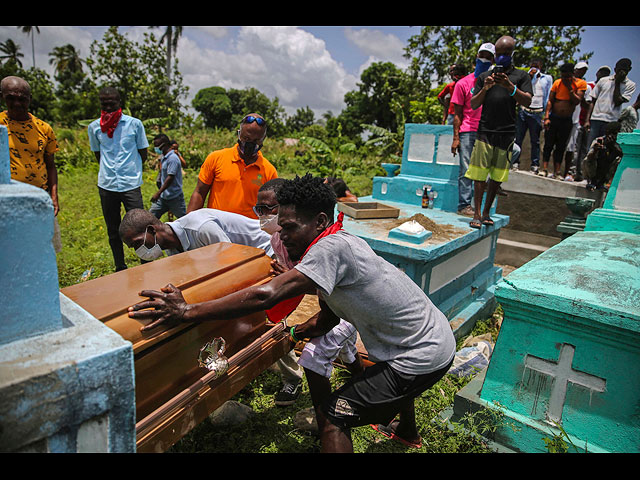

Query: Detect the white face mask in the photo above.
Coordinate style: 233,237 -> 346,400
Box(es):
135,227 -> 164,261
259,214 -> 280,235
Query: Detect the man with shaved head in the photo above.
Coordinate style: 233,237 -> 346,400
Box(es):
466,36 -> 533,229
187,113 -> 278,219
1,75 -> 61,251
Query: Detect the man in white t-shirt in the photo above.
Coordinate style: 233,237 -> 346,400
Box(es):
118,207 -> 273,260
584,58 -> 636,149
127,174 -> 457,453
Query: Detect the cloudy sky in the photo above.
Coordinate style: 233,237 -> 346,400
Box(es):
1,26 -> 638,119
0,26 -> 417,117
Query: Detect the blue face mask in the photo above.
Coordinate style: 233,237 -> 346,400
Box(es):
474,57 -> 493,77
495,54 -> 512,68
154,147 -> 163,155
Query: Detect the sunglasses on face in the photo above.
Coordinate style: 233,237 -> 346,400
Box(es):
253,203 -> 279,217
242,115 -> 266,126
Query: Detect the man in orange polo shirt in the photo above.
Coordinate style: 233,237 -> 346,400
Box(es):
187,113 -> 278,219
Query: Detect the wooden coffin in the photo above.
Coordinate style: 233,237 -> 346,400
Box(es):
61,242 -> 292,452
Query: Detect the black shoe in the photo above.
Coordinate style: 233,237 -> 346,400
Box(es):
275,381 -> 302,407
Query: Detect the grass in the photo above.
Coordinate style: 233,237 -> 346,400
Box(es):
166,314 -> 504,454
53,130 -> 506,453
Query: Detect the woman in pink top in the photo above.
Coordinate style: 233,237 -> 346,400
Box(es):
450,43 -> 495,215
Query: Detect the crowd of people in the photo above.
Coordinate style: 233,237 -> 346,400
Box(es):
442,38 -> 637,224
1,33 -> 637,453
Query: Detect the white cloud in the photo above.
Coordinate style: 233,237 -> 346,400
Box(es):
0,26 -> 362,118
179,26 -> 358,116
344,27 -> 408,67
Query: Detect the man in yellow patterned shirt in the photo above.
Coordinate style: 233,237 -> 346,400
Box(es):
1,75 -> 61,251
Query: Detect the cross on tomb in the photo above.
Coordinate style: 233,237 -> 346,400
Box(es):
524,343 -> 606,424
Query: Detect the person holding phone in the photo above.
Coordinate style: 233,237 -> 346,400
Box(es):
464,36 -> 533,229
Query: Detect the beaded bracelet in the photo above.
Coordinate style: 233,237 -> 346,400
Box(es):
510,85 -> 517,97
290,326 -> 300,342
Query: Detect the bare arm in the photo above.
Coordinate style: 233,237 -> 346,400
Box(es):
129,267 -> 317,332
187,179 -> 211,213
44,153 -> 59,216
543,91 -> 555,130
292,299 -> 340,340
151,174 -> 175,203
470,75 -> 494,110
451,103 -> 464,156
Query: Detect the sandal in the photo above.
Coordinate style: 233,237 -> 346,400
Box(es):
482,217 -> 494,226
370,423 -> 423,449
469,218 -> 482,229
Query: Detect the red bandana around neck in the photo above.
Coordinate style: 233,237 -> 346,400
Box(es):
266,212 -> 345,324
100,108 -> 122,138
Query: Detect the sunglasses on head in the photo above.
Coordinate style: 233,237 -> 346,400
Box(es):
253,203 -> 279,217
242,115 -> 266,126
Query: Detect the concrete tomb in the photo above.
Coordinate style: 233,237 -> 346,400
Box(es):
0,125 -> 136,453
445,131 -> 640,453
340,123 -> 508,338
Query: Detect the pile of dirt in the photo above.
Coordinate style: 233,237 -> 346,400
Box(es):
372,213 -> 468,241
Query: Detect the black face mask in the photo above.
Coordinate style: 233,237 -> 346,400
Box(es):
239,140 -> 260,157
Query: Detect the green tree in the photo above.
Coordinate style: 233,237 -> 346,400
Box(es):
192,86 -> 233,129
0,39 -> 24,67
49,44 -> 84,75
85,26 -> 188,126
49,44 -> 97,126
20,67 -> 56,122
335,61 -> 417,140
150,26 -> 183,95
286,106 -> 315,134
404,26 -> 591,85
17,26 -> 39,69
227,86 -> 287,137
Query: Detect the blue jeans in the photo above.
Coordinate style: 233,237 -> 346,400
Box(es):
515,109 -> 543,167
458,131 -> 476,210
586,119 -> 609,151
150,193 -> 186,219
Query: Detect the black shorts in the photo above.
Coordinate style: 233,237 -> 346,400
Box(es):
321,359 -> 453,429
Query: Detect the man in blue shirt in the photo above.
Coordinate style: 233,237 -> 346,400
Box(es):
514,58 -> 552,173
150,134 -> 186,220
88,87 -> 149,271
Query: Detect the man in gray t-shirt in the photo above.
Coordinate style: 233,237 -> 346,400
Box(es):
296,229 -> 455,375
128,174 -> 456,453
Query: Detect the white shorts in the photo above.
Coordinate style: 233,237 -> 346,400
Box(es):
565,122 -> 580,153
298,319 -> 358,378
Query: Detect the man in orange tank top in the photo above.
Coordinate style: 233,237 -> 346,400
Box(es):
541,63 -> 587,178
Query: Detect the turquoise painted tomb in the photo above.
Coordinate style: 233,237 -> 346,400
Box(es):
0,126 -> 136,452
445,131 -> 640,453
341,123 -> 508,337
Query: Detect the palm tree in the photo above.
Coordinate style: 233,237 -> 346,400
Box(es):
0,39 -> 24,67
49,44 -> 83,74
17,26 -> 40,68
150,26 -> 183,94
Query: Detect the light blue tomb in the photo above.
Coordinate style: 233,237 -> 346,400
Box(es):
0,126 -> 136,453
341,123 -> 507,337
446,131 -> 640,453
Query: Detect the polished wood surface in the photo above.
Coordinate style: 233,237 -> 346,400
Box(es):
61,243 -> 291,450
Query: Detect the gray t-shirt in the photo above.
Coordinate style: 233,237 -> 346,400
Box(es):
295,230 -> 456,375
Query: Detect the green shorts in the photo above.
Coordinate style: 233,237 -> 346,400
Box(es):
464,134 -> 514,183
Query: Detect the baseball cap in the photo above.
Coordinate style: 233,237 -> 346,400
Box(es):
575,61 -> 589,70
478,43 -> 495,56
